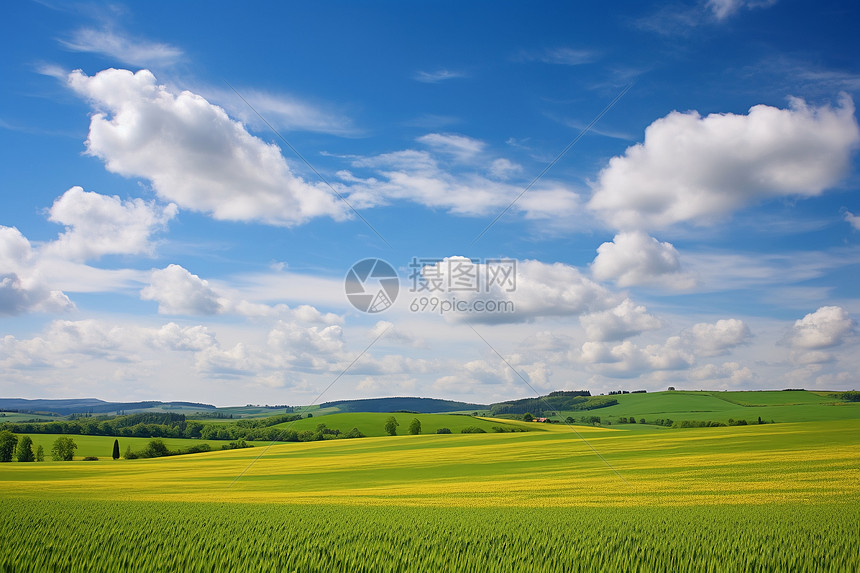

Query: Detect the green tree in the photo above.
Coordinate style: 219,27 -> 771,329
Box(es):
384,416 -> 399,436
112,439 -> 120,460
51,437 -> 77,461
141,439 -> 170,458
565,416 -> 574,424
408,418 -> 421,435
16,435 -> 35,462
0,431 -> 19,462
35,444 -> 44,462
522,413 -> 534,422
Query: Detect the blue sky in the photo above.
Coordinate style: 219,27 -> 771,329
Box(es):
1,0 -> 858,406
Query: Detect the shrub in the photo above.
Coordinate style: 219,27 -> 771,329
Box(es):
460,427 -> 486,434
436,428 -> 452,434
82,456 -> 99,461
344,427 -> 365,439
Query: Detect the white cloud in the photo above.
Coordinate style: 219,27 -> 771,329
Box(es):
589,96 -> 859,230
141,265 -> 224,315
845,211 -> 860,230
579,337 -> 695,378
579,299 -> 662,342
344,150 -> 582,219
417,133 -> 485,162
684,319 -> 751,356
787,306 -> 854,351
0,226 -> 74,316
413,69 -> 466,83
149,323 -> 217,352
44,186 -> 176,261
591,231 -> 696,289
417,257 -> 618,324
518,47 -> 597,66
707,0 -> 778,21
688,361 -> 754,384
218,88 -> 357,136
369,321 -> 421,347
67,68 -> 346,226
0,274 -> 74,316
59,28 -> 183,67
140,264 -> 344,322
489,158 -> 522,180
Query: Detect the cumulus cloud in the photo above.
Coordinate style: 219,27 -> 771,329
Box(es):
579,337 -> 695,378
369,321 -> 421,347
573,317 -> 750,378
589,96 -> 859,230
845,211 -> 860,230
688,361 -> 754,384
0,226 -> 74,316
579,299 -> 662,342
591,231 -> 696,288
140,264 -> 343,322
417,257 -> 618,324
67,68 -> 346,226
44,186 -> 176,261
786,306 -> 854,365
141,265 -> 224,315
684,318 -> 751,356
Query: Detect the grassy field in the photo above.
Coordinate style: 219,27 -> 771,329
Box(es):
0,412 -> 60,422
275,412 -> 525,437
2,500 -> 856,572
15,434 -> 272,460
3,419 -> 857,505
2,399 -> 858,571
552,389 -> 860,425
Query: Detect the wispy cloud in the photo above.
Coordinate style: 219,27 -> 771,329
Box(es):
516,47 -> 598,66
214,87 -> 360,137
636,0 -> 779,36
413,69 -> 467,83
59,27 -> 183,67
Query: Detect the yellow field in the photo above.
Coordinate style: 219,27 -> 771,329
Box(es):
3,418 -> 858,508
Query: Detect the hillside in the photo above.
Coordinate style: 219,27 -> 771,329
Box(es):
274,412 -> 525,437
0,398 -> 215,416
318,396 -> 487,413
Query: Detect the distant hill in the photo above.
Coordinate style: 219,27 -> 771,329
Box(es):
0,398 -> 215,416
319,397 -> 487,413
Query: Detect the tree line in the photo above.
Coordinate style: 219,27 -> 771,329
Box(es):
0,412 -> 312,441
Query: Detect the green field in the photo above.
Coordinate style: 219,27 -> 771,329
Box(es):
275,412 -> 525,437
2,394 -> 859,571
17,434 -> 271,460
0,412 -> 59,423
552,389 -> 860,425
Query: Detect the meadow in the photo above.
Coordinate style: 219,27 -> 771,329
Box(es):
271,411 -> 522,437
2,401 -> 858,571
553,389 -> 860,425
19,434 -> 271,460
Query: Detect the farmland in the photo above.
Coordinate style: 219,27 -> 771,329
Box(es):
2,396 -> 859,571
